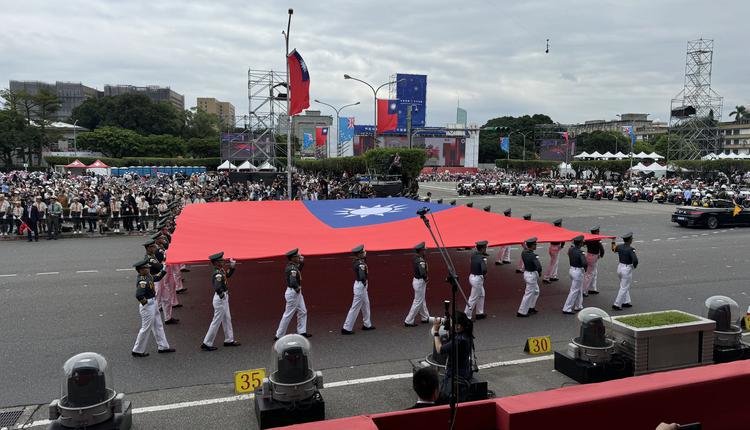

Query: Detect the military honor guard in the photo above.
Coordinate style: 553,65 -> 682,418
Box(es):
404,242 -> 430,327
517,237 -> 542,317
342,245 -> 375,334
583,225 -> 605,296
275,248 -> 311,340
563,235 -> 588,315
611,232 -> 638,310
201,252 -> 241,351
542,219 -> 564,283
465,240 -> 488,320
494,209 -> 513,265
131,258 -> 174,357
516,214 -> 532,273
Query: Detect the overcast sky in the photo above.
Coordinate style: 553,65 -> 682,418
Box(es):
2,0 -> 748,127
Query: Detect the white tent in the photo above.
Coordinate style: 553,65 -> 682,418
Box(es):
217,160 -> 237,170
574,151 -> 590,159
701,153 -> 718,160
647,152 -> 664,159
601,151 -> 615,159
635,151 -> 649,159
237,160 -> 258,171
630,162 -> 647,171
589,151 -> 603,159
559,162 -> 575,176
258,161 -> 277,171
614,151 -> 627,159
717,152 -> 730,159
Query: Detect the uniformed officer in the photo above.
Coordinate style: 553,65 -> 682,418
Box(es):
404,242 -> 430,327
612,232 -> 638,310
152,233 -> 179,325
542,219 -> 564,284
275,248 -> 311,340
563,235 -> 588,314
517,237 -> 542,317
201,252 -> 240,350
464,240 -> 488,320
583,225 -> 605,296
131,258 -> 174,357
342,245 -> 375,335
494,209 -> 512,265
516,214 -> 532,273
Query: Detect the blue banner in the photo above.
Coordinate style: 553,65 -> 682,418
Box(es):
396,74 -> 427,129
339,117 -> 355,144
303,132 -> 314,149
500,137 -> 509,152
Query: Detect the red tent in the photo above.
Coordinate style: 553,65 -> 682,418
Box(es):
87,159 -> 110,168
166,198 -> 611,264
64,159 -> 87,168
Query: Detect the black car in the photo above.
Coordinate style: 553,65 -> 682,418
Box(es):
671,199 -> 750,229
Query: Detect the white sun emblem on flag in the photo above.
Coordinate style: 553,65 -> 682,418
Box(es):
335,204 -> 408,218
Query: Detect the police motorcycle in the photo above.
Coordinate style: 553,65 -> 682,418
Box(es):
668,187 -> 683,204
578,185 -> 590,199
534,183 -> 546,196
457,181 -> 473,196
604,185 -> 615,200
553,184 -> 567,198
475,181 -> 488,195
591,185 -> 604,200
738,190 -> 750,207
500,182 -> 511,194
642,186 -> 655,202
508,183 -> 520,196
626,186 -> 642,203
567,183 -> 580,198
487,181 -> 499,195
654,187 -> 667,204
615,186 -> 626,201
519,183 -> 533,196
543,184 -> 554,198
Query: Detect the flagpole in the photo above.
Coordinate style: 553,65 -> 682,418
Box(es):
285,9 -> 293,200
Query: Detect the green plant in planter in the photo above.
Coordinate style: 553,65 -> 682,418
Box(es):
616,311 -> 699,328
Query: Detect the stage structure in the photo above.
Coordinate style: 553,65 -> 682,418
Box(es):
668,39 -> 723,160
221,69 -> 288,166
535,124 -> 572,162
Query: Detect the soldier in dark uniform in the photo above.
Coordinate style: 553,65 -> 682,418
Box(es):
464,240 -> 488,320
612,232 -> 638,310
517,237 -> 542,317
563,235 -> 588,314
131,258 -> 174,357
516,214 -> 532,273
543,219 -> 564,283
404,242 -> 430,327
342,245 -> 375,334
583,225 -> 605,296
494,209 -> 512,265
275,248 -> 311,340
201,252 -> 240,350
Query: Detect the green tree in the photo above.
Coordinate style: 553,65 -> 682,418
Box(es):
0,88 -> 61,166
183,108 -> 221,139
575,130 -> 629,154
185,137 -> 219,158
76,126 -> 142,158
478,114 -> 553,162
71,93 -> 183,136
730,105 -> 747,122
0,109 -> 26,167
139,134 -> 185,158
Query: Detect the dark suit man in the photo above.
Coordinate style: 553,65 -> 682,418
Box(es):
408,366 -> 440,409
22,200 -> 39,242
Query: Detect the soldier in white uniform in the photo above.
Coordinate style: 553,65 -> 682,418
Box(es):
612,232 -> 638,310
342,245 -> 375,334
517,237 -> 542,317
563,235 -> 588,314
201,252 -> 241,351
465,240 -> 489,320
583,225 -> 605,296
275,248 -> 312,340
494,209 -> 513,265
516,214 -> 532,273
404,242 -> 430,327
131,258 -> 174,357
542,218 -> 564,283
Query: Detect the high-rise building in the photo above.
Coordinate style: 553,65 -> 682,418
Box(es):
196,97 -> 236,127
103,84 -> 184,110
9,80 -> 99,120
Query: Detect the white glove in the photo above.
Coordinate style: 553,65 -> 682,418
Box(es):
230,258 -> 236,268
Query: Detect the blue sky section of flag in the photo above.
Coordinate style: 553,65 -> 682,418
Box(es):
303,198 -> 451,228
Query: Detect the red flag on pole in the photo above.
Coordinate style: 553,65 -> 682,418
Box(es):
315,127 -> 328,147
377,99 -> 398,133
287,50 -> 310,116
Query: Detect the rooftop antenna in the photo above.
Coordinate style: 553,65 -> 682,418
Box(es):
545,38 -> 550,54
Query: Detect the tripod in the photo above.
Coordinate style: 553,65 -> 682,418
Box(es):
417,207 -> 468,429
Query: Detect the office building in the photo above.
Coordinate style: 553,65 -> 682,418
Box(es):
103,85 -> 184,110
197,97 -> 236,127
8,80 -> 99,120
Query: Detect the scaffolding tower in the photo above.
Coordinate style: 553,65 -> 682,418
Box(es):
668,39 -> 723,160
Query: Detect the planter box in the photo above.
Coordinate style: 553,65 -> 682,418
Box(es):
608,310 -> 715,375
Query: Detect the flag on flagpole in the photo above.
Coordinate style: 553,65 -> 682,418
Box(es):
315,127 -> 328,147
303,132 -> 314,149
287,50 -> 310,116
339,117 -> 355,145
500,137 -> 509,153
377,99 -> 398,133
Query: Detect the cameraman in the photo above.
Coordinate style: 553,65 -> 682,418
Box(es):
432,311 -> 474,402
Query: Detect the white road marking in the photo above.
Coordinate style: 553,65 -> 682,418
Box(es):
667,237 -> 676,240
36,272 -> 59,276
76,270 -> 99,273
116,268 -> 131,271
22,355 -> 556,427
652,239 -> 661,242
0,274 -> 17,277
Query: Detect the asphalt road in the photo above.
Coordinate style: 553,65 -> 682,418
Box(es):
3,185 -> 750,429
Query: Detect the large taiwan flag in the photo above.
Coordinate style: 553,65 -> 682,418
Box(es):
287,50 -> 310,116
377,99 -> 398,133
315,126 -> 328,147
165,198 -> 610,263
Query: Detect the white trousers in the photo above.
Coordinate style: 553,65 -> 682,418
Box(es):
203,292 -> 234,346
583,254 -> 599,293
495,246 -> 511,263
132,298 -> 170,353
405,278 -> 430,324
275,288 -> 308,337
563,267 -> 584,312
176,264 -> 187,291
518,271 -> 540,315
614,263 -> 633,307
343,281 -> 372,331
464,274 -> 485,316
543,245 -> 561,280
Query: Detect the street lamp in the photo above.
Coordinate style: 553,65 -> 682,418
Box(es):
72,119 -> 79,157
616,114 -> 635,179
510,130 -> 534,160
314,99 -> 360,157
343,74 -> 404,144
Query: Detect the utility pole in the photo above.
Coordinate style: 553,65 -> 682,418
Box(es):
284,9 -> 293,200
